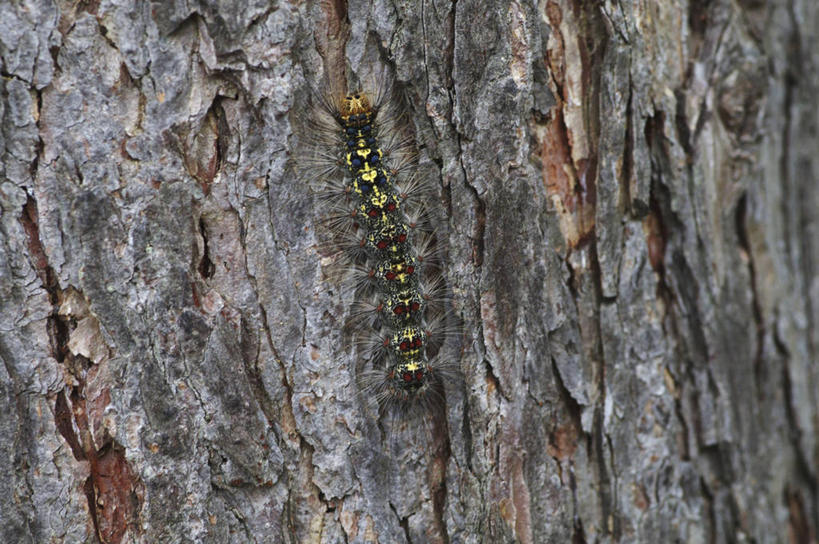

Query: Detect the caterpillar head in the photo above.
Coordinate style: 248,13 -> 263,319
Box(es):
339,93 -> 373,126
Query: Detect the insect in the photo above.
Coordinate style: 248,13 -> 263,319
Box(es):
297,76 -> 458,421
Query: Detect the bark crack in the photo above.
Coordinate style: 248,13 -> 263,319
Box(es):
734,193 -> 765,398
390,501 -> 413,544
20,195 -> 142,544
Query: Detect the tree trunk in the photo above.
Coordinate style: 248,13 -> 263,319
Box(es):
1,0 -> 817,542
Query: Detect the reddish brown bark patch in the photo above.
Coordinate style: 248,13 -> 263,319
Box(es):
786,487 -> 817,544
90,444 -> 142,544
540,107 -> 578,213
428,407 -> 452,544
70,387 -> 143,544
21,196 -> 52,288
532,106 -> 595,249
547,421 -> 579,460
183,102 -> 225,195
535,0 -> 602,249
314,0 -> 350,97
643,210 -> 666,272
632,482 -> 650,511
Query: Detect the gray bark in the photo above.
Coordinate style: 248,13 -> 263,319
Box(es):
1,0 -> 817,542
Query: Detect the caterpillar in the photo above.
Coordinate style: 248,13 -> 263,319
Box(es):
298,76 -> 457,421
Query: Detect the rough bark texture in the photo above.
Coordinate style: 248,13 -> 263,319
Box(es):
1,0 -> 817,542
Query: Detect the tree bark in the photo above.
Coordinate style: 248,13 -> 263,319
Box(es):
1,0 -> 817,543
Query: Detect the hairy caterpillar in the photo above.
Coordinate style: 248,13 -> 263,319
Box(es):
298,76 -> 457,420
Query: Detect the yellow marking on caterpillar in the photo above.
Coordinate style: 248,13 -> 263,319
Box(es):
346,160 -> 373,173
394,263 -> 410,283
353,179 -> 380,199
370,192 -> 388,207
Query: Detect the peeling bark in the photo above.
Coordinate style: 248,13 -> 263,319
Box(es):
1,0 -> 818,542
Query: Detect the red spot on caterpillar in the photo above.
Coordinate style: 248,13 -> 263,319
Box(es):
399,341 -> 409,351
385,271 -> 396,280
386,202 -> 396,211
415,370 -> 424,380
411,302 -> 420,311
368,209 -> 378,217
403,372 -> 413,382
398,234 -> 407,242
393,305 -> 405,315
406,266 -> 415,275
377,239 -> 388,249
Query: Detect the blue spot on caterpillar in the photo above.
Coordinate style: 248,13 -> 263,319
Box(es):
298,78 -> 459,421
